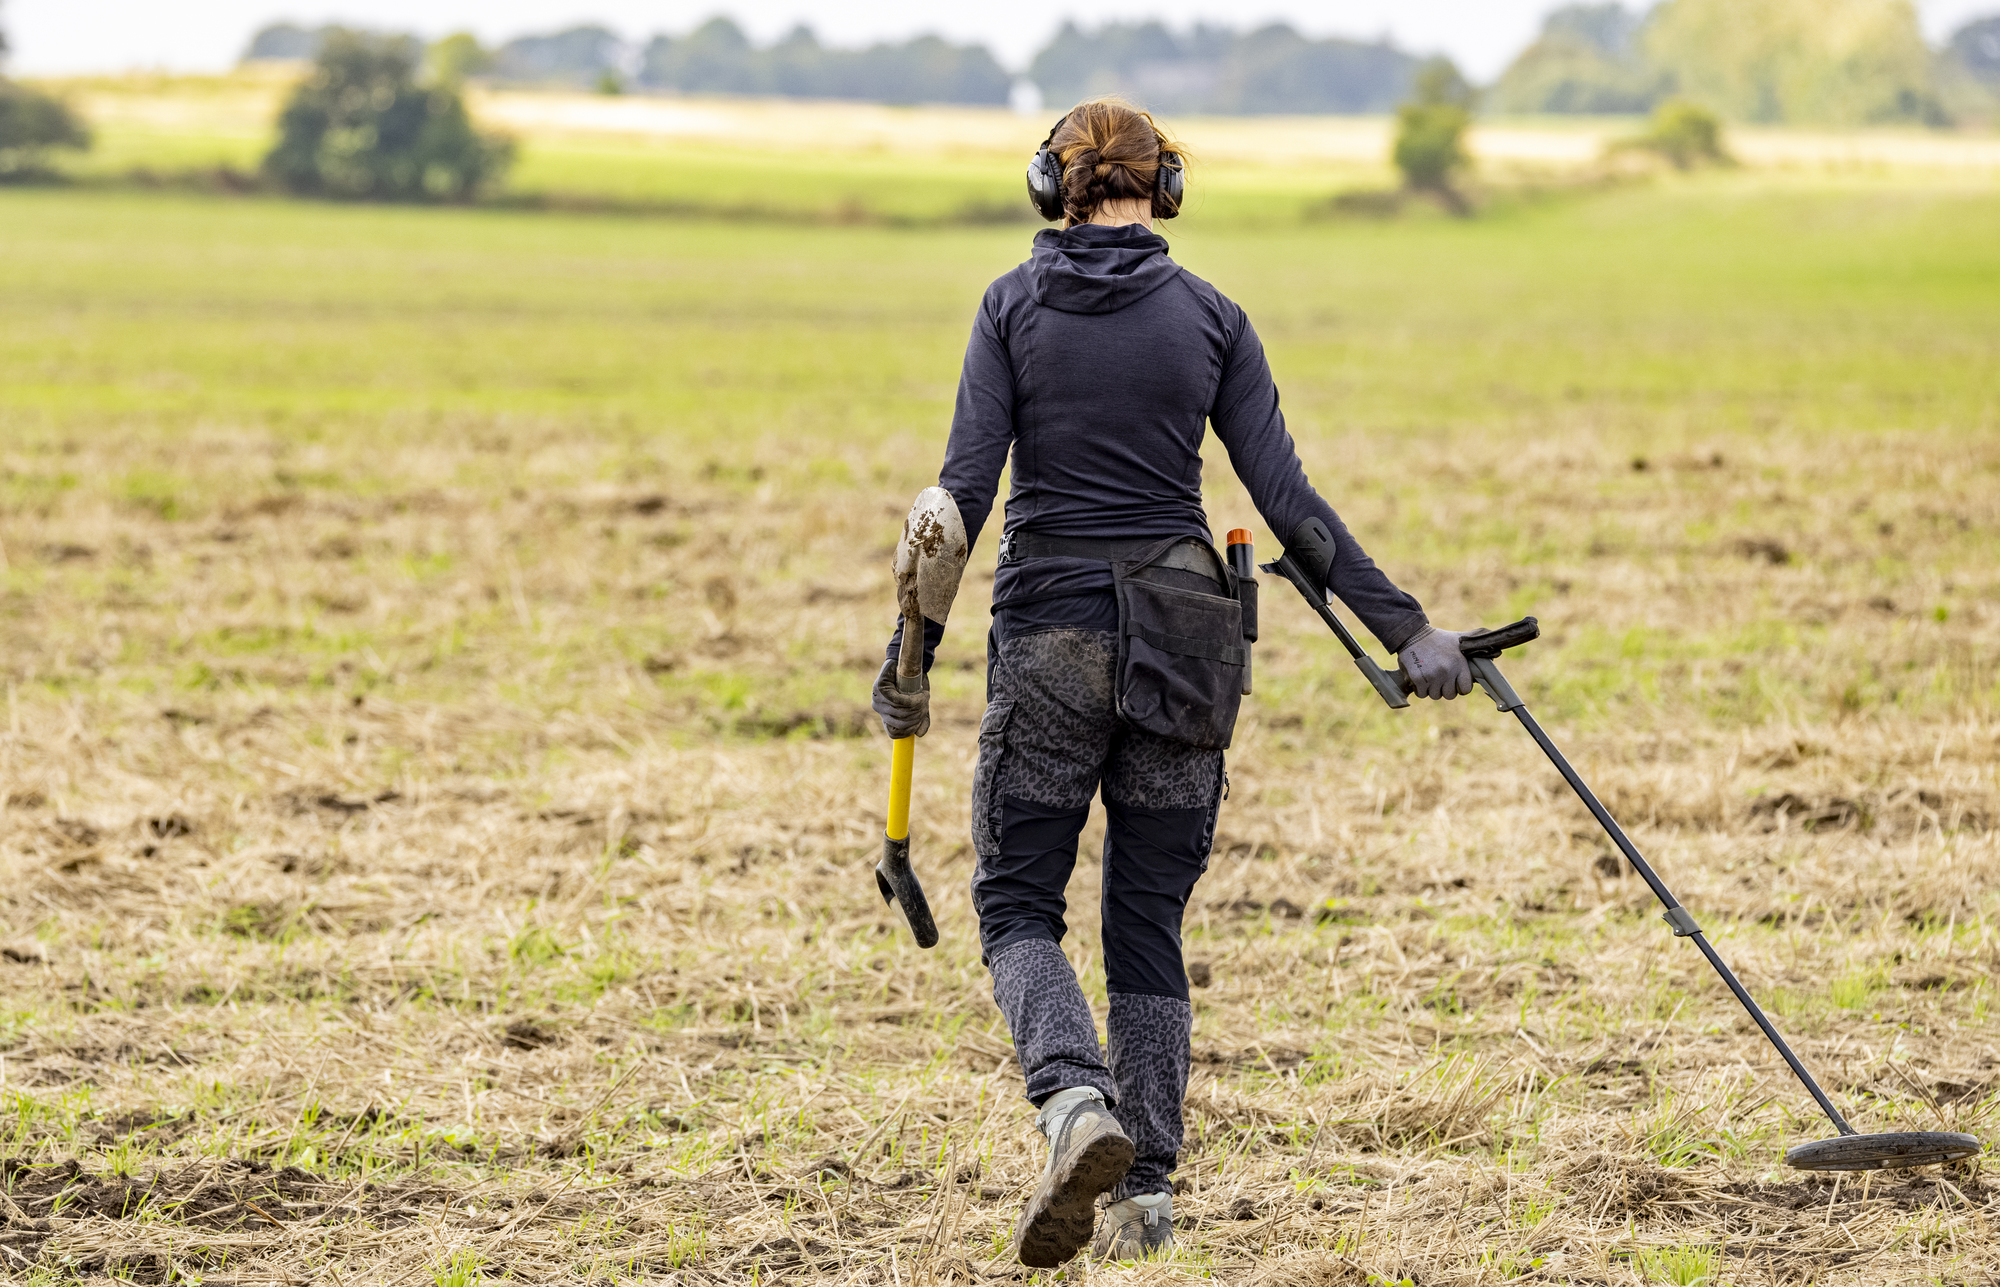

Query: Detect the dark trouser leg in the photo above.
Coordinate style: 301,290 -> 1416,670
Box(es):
971,630 -> 1122,1107
979,798 -> 1115,1105
1100,738 -> 1223,1199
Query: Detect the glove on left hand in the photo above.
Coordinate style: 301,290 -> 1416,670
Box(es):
1398,626 -> 1473,700
872,660 -> 931,738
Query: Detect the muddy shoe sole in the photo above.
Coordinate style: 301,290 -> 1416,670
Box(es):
1014,1111 -> 1135,1269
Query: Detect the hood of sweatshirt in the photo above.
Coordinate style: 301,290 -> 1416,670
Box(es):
1027,223 -> 1181,315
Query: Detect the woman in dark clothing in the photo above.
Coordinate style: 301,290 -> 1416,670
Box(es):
873,99 -> 1471,1267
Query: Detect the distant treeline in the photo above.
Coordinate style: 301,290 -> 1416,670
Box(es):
1493,1 -> 2000,126
247,18 -> 1012,106
1028,23 -> 1419,114
243,3 -> 2000,125
243,16 -> 1422,113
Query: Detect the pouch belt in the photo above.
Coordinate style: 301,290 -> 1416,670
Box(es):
1000,531 -> 1226,586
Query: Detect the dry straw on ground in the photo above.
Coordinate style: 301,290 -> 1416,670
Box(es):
0,405 -> 1992,1285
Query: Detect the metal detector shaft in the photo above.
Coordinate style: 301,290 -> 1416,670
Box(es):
1482,658 -> 1857,1137
1260,557 -> 1858,1137
1263,550 -> 1861,1138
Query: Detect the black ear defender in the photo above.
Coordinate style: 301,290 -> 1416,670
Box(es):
1026,114 -> 1069,222
1026,111 -> 1187,223
1153,147 -> 1184,220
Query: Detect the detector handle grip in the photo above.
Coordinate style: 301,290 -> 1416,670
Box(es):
1386,616 -> 1539,709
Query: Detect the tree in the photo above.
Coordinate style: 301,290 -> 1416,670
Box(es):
491,26 -> 622,88
1644,0 -> 1942,125
0,2 -> 93,177
243,23 -> 325,62
632,20 -> 1011,105
1026,21 -> 1420,115
263,30 -> 512,202
639,17 -> 761,95
1392,58 -> 1474,214
427,33 -> 494,87
242,23 -> 421,65
1937,16 -> 2000,126
1490,4 -> 1667,115
0,82 -> 90,174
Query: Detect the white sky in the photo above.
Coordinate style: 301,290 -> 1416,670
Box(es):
7,1 -> 1998,82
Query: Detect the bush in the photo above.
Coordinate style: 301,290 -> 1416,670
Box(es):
1393,104 -> 1471,191
1623,98 -> 1732,169
1392,59 -> 1474,214
263,29 -> 512,202
0,79 -> 90,176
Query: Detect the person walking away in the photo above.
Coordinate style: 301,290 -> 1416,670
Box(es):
872,98 -> 1472,1268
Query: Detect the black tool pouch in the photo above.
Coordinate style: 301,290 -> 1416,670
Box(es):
1111,538 -> 1246,749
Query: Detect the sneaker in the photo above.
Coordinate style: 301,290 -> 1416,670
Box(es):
1014,1088 -> 1134,1268
1091,1191 -> 1173,1261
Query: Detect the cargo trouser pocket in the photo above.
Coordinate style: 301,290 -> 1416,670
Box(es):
969,699 -> 1014,858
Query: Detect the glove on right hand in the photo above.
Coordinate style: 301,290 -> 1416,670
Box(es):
871,660 -> 931,738
1398,626 -> 1473,700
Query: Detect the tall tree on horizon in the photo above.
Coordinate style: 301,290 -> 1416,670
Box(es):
1645,0 -> 1941,125
1490,4 -> 1668,115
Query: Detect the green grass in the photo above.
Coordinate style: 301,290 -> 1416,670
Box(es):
0,174 -> 1996,748
0,156 -> 1995,1283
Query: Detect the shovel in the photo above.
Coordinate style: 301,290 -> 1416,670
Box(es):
878,486 -> 968,949
1268,563 -> 1982,1172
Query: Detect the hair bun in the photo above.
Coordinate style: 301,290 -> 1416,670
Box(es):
1049,100 -> 1179,225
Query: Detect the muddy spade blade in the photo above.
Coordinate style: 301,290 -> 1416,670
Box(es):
876,835 -> 939,948
894,486 -> 969,637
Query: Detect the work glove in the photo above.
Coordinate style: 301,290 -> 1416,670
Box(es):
872,660 -> 931,738
1398,626 -> 1473,700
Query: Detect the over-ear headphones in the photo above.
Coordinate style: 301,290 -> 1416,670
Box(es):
1026,112 -> 1185,224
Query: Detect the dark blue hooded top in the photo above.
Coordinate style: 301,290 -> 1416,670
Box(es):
892,222 -> 1427,665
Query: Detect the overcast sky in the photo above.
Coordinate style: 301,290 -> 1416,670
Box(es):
8,1 -> 1998,82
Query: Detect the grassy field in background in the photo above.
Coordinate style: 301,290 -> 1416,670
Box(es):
45,73 -> 1392,226
0,137 -> 1998,1284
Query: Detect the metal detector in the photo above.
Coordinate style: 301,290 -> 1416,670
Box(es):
1265,547 -> 1983,1172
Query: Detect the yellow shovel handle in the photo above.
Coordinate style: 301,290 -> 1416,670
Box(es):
886,735 -> 914,840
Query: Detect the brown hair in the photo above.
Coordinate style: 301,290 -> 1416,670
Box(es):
1048,98 -> 1186,225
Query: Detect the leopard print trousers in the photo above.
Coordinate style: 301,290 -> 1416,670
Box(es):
976,628 -> 1222,1199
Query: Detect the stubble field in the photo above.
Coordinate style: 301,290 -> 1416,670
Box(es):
0,149 -> 1998,1285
